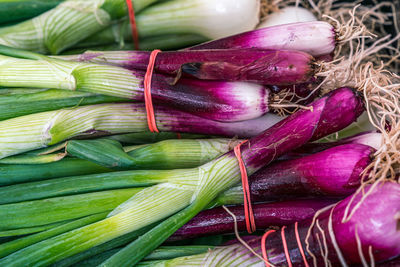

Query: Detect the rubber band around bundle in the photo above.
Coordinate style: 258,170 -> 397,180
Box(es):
261,229 -> 276,267
144,49 -> 161,133
125,0 -> 140,50
281,226 -> 293,267
295,222 -> 310,267
234,140 -> 256,233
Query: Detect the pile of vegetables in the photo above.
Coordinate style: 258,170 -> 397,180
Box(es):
0,0 -> 399,266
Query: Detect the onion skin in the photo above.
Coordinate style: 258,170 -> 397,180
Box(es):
170,199 -> 336,241
189,21 -> 337,57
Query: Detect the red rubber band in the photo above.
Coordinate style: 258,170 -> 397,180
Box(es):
234,140 -> 256,233
281,226 -> 293,267
125,0 -> 140,50
176,133 -> 182,139
144,49 -> 161,133
261,229 -> 276,267
295,222 -> 310,267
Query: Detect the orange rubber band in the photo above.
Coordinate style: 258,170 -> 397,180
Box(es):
281,226 -> 293,267
234,140 -> 256,233
295,222 -> 310,267
261,229 -> 276,267
144,49 -> 161,133
125,0 -> 140,50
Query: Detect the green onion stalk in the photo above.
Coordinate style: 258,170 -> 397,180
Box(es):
0,87 -> 363,266
0,0 -> 160,54
0,88 -> 126,121
0,102 -> 279,159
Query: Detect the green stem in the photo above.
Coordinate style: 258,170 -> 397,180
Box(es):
99,202 -> 205,266
51,224 -> 156,267
0,213 -> 107,258
0,88 -> 126,121
0,221 -> 68,238
0,169 -> 189,204
71,245 -> 213,267
0,188 -> 142,230
0,158 -> 112,186
0,0 -> 63,25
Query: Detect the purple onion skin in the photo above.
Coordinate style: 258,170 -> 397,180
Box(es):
169,199 -> 335,241
262,182 -> 400,266
137,71 -> 270,122
94,49 -> 314,85
247,144 -> 375,201
188,21 -> 336,57
231,87 -> 364,173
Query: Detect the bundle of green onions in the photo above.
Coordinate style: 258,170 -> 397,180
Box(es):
0,1 -> 399,266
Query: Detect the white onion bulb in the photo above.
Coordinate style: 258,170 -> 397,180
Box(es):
257,6 -> 317,29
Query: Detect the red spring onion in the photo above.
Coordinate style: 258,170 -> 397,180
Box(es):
218,143 -> 375,204
170,199 -> 336,241
189,21 -> 336,57
61,49 -> 315,85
